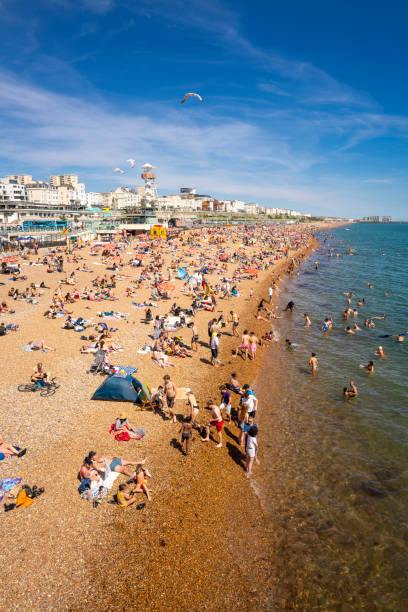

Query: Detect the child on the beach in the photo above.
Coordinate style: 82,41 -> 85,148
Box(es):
179,416 -> 193,455
116,483 -> 139,508
246,424 -> 260,476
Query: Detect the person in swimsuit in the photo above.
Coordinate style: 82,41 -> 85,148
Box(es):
201,400 -> 224,448
184,388 -> 199,424
88,451 -> 146,478
116,483 -> 139,508
238,330 -> 250,361
309,352 -> 318,374
191,322 -> 199,352
376,346 -> 386,358
229,310 -> 239,337
179,416 -> 193,455
228,373 -> 242,395
163,374 -> 177,423
131,465 -> 152,501
0,433 -> 26,458
249,332 -> 258,360
360,360 -> 374,373
304,313 -> 311,327
343,380 -> 358,399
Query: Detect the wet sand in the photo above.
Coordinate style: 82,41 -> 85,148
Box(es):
0,222 -> 342,610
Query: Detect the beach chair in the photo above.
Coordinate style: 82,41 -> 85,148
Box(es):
137,382 -> 154,411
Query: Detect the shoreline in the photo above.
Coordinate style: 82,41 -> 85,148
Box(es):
0,221 -> 340,610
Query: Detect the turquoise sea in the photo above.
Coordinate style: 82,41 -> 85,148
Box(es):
254,223 -> 408,609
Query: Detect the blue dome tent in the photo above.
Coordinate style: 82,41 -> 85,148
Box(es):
91,368 -> 150,404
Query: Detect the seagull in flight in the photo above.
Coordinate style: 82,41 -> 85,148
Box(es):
180,92 -> 203,103
126,158 -> 135,168
114,168 -> 125,174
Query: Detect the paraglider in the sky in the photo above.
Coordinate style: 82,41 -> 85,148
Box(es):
180,92 -> 203,104
114,168 -> 125,174
126,158 -> 135,168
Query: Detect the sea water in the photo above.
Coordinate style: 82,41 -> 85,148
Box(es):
254,223 -> 408,609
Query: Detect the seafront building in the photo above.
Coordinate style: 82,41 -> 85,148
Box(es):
0,168 -> 312,246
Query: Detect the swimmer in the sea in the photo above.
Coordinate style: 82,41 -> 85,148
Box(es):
353,322 -> 361,331
343,380 -> 358,399
304,313 -> 311,327
360,360 -> 374,373
376,346 -> 386,358
345,326 -> 355,334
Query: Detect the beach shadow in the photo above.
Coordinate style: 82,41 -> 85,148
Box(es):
170,437 -> 183,454
224,426 -> 239,443
226,441 -> 245,469
199,340 -> 210,348
200,358 -> 212,365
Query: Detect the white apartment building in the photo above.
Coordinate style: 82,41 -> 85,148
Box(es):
50,174 -> 79,187
26,182 -> 59,206
75,182 -> 86,206
6,174 -> 34,185
245,203 -> 259,215
111,187 -> 139,210
56,184 -> 78,207
86,192 -> 103,208
156,194 -> 184,211
0,178 -> 28,202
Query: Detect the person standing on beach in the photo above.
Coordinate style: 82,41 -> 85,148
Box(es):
219,385 -> 232,422
163,374 -> 177,423
179,416 -> 193,455
268,286 -> 273,304
210,333 -> 221,366
184,388 -> 199,424
246,424 -> 260,476
201,400 -> 224,448
309,352 -> 318,374
191,322 -> 199,352
229,310 -> 239,337
249,331 -> 259,360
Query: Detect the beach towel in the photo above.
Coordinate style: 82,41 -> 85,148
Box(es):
109,424 -> 146,441
0,477 -> 22,502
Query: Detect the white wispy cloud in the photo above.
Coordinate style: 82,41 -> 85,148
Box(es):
363,178 -> 395,184
0,70 -> 336,208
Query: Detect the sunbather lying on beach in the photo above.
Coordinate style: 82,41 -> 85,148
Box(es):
87,451 -> 146,478
0,434 -> 26,457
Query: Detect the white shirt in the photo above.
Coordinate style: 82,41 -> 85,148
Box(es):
246,435 -> 257,453
243,395 -> 257,413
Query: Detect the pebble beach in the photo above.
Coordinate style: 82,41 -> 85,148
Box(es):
0,221 -> 342,610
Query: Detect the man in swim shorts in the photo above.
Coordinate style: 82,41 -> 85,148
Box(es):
201,400 -> 224,448
229,310 -> 239,337
163,374 -> 177,423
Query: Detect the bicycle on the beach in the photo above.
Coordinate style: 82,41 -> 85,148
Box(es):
17,377 -> 60,397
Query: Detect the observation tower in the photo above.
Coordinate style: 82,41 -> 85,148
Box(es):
141,163 -> 158,208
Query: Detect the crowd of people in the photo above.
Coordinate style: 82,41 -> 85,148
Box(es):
1,222 -> 317,510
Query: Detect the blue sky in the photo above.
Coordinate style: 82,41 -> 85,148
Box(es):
1,0 -> 408,218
